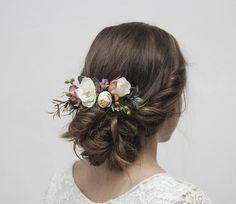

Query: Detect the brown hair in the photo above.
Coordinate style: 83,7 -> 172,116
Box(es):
61,22 -> 187,171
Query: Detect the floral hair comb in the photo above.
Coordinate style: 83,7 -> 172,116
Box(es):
48,75 -> 145,119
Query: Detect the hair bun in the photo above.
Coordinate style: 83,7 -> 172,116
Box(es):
61,106 -> 141,171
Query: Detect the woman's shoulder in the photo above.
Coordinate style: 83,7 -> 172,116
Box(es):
41,160 -> 213,204
148,173 -> 213,204
40,160 -> 76,204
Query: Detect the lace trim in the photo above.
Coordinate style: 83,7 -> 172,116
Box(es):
69,160 -> 169,203
40,160 -> 213,204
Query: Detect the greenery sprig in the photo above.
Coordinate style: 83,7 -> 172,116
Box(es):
48,75 -> 146,119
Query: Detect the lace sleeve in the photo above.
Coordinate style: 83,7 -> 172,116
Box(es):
40,168 -> 61,204
177,180 -> 213,204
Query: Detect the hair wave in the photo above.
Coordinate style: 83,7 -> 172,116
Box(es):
60,22 -> 187,171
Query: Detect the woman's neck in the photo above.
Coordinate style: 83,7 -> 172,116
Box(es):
78,135 -> 166,185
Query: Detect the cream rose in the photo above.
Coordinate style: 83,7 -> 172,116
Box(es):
75,77 -> 97,108
97,91 -> 112,108
108,77 -> 131,97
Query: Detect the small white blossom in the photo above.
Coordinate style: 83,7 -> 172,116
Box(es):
98,91 -> 112,108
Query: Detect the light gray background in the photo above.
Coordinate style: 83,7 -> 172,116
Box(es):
0,1 -> 235,203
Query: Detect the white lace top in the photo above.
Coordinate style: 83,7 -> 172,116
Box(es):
40,160 -> 212,204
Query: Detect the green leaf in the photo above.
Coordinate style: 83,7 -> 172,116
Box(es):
92,77 -> 100,84
94,81 -> 101,89
65,92 -> 70,97
64,102 -> 69,108
77,75 -> 84,83
52,99 -> 64,103
70,78 -> 75,84
111,104 -> 115,112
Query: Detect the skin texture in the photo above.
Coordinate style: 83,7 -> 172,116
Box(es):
72,100 -> 182,203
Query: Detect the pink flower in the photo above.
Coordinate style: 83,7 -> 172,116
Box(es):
69,85 -> 81,106
108,77 -> 131,101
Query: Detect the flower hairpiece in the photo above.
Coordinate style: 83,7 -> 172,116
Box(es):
48,75 -> 145,119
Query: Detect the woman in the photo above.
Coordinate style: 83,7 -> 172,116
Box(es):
41,22 -> 212,203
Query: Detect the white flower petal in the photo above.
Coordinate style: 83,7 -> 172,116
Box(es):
75,77 -> 97,107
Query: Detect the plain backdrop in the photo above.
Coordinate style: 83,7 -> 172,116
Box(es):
0,0 -> 235,203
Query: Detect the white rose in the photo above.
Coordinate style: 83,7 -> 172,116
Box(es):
108,77 -> 131,97
97,91 -> 112,108
75,77 -> 97,108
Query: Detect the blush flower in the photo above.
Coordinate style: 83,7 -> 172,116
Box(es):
68,84 -> 81,106
97,91 -> 112,108
108,77 -> 131,100
75,77 -> 97,108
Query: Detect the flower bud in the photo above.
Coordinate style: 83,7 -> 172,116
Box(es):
98,91 -> 112,108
